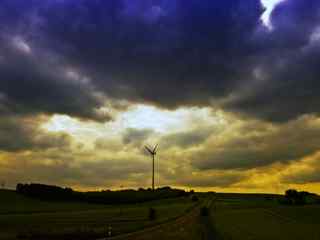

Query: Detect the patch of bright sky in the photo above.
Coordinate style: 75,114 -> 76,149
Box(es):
43,104 -> 225,143
261,0 -> 284,28
111,105 -> 223,134
43,115 -> 104,138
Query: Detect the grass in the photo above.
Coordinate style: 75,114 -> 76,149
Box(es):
0,190 -> 197,240
3,190 -> 318,240
212,193 -> 320,240
0,189 -> 107,214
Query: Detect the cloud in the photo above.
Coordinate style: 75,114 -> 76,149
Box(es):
94,138 -> 123,152
0,149 -> 150,189
0,116 -> 71,152
12,37 -> 32,54
224,0 -> 320,122
281,152 -> 320,184
0,0 -> 263,115
285,168 -> 320,185
160,128 -> 212,148
1,0 -> 320,192
122,128 -> 154,146
191,115 -> 320,170
178,170 -> 247,188
1,112 -> 320,191
1,0 -> 320,123
0,35 -> 110,122
270,0 -> 320,47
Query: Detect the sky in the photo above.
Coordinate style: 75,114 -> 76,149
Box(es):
1,0 -> 320,193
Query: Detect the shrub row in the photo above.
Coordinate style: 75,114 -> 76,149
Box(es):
16,183 -> 189,204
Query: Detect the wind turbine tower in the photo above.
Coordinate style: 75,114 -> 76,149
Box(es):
145,144 -> 158,191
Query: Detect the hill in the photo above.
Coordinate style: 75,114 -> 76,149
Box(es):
0,189 -> 198,240
0,189 -> 107,214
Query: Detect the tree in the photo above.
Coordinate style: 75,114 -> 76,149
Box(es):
284,189 -> 306,205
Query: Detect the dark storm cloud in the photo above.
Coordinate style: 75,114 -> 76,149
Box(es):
225,43 -> 320,122
45,0 -> 263,109
0,36 -> 109,121
270,0 -> 320,48
0,116 -> 71,152
0,0 -> 264,113
192,117 -> 320,170
1,0 -> 320,123
225,0 -> 320,122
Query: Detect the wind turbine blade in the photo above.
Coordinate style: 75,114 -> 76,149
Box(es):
153,144 -> 158,153
145,146 -> 153,155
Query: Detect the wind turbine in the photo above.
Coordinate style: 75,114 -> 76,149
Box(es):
145,144 -> 158,191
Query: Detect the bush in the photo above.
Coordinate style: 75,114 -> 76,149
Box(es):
284,189 -> 306,205
279,189 -> 312,205
148,208 -> 156,220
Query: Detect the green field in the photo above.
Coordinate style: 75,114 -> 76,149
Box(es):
2,190 -> 319,240
0,190 -> 197,240
212,193 -> 320,240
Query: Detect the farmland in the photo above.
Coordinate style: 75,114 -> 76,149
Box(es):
0,189 -> 199,240
1,190 -> 320,240
212,193 -> 320,240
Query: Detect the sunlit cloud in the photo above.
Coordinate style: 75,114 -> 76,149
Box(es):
114,105 -> 221,133
43,105 -> 224,147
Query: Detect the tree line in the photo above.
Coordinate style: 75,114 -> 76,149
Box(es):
16,183 -> 190,204
280,189 -> 320,205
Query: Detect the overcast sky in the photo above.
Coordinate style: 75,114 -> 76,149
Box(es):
1,0 -> 320,193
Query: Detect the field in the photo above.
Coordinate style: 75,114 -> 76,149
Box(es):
1,190 -> 319,240
212,193 -> 320,240
0,190 -> 198,240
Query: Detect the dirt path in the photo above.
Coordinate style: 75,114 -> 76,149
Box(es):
96,198 -> 220,240
200,215 -> 217,240
97,201 -> 203,240
199,197 -> 218,240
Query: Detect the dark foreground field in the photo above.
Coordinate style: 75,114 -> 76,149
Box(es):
0,189 -> 200,240
0,190 -> 319,240
212,193 -> 320,240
